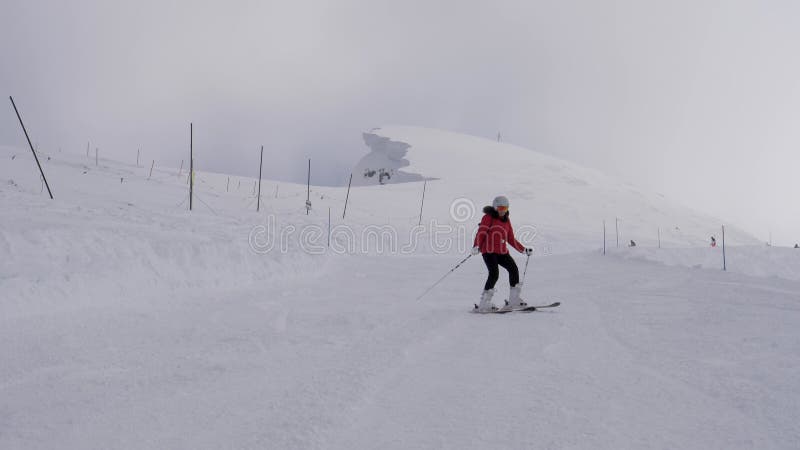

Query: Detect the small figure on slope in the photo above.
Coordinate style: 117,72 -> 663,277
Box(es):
471,196 -> 533,312
710,236 -> 717,248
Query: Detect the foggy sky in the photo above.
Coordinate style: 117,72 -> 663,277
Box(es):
2,0 -> 798,244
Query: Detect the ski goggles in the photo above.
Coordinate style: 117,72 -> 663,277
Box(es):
496,205 -> 508,212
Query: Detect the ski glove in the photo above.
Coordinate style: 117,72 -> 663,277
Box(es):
471,246 -> 481,256
524,248 -> 534,256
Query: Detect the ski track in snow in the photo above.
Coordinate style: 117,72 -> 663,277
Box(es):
2,252 -> 799,449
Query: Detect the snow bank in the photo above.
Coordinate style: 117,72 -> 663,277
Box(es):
1,193 -> 328,317
614,245 -> 800,282
0,147 -> 328,318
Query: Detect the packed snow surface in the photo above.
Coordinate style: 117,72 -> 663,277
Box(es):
1,127 -> 799,449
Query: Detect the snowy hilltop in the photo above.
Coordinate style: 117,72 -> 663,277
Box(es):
352,126 -> 758,251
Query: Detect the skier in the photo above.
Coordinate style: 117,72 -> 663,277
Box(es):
710,236 -> 717,247
629,240 -> 637,247
795,244 -> 799,249
471,196 -> 533,312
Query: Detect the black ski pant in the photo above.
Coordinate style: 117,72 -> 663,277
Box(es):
482,252 -> 519,291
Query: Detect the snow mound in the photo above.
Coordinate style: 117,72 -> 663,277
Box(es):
0,145 -> 329,315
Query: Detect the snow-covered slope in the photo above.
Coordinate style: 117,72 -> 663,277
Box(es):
352,126 -> 759,252
2,132 -> 799,449
0,145 -> 334,313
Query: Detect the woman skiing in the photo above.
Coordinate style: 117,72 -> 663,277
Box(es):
471,196 -> 533,312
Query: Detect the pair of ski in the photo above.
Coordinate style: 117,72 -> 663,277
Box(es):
470,301 -> 561,314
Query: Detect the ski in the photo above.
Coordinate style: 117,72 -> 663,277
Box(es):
471,302 -> 560,314
511,301 -> 560,312
470,304 -> 513,314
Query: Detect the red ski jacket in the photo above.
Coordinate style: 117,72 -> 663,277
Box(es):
473,207 -> 525,255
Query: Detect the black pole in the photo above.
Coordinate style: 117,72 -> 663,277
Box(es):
418,179 -> 427,226
257,146 -> 264,212
306,158 -> 311,215
603,220 -> 606,255
343,173 -> 352,219
189,123 -> 193,211
722,225 -> 727,271
9,96 -> 53,199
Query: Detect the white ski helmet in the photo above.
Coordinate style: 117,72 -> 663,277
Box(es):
492,195 -> 509,209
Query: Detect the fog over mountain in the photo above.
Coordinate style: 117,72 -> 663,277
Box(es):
2,0 -> 799,243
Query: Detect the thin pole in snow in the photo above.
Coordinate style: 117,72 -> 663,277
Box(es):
148,160 -> 155,179
343,173 -> 352,219
603,220 -> 606,255
86,141 -> 89,157
328,207 -> 331,248
722,225 -> 727,271
226,176 -> 230,192
306,158 -> 311,215
418,179 -> 427,226
95,148 -> 98,167
658,227 -> 661,249
137,148 -> 140,167
257,145 -> 264,212
179,159 -> 184,176
615,217 -> 619,248
189,123 -> 193,211
9,96 -> 53,199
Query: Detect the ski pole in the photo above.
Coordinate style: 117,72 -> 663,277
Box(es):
416,253 -> 473,301
522,253 -> 531,285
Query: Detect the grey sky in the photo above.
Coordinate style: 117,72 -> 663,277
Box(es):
2,0 -> 798,244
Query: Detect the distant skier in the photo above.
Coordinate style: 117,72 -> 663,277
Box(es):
471,196 -> 533,312
710,236 -> 717,247
629,240 -> 637,247
795,244 -> 799,249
